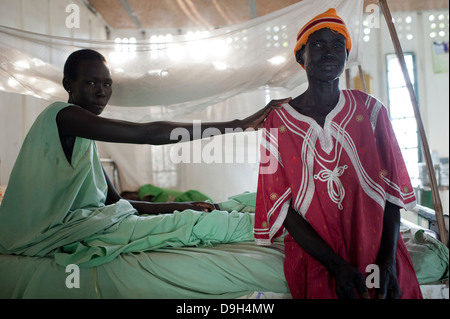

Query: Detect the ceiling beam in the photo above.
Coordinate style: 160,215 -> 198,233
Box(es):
249,0 -> 258,19
79,0 -> 112,37
119,0 -> 143,29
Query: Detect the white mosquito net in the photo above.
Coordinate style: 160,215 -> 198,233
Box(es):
0,0 -> 365,197
0,0 -> 364,122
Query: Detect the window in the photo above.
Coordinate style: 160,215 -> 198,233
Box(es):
386,52 -> 421,187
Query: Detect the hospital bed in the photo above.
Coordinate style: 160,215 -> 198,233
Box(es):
0,184 -> 447,299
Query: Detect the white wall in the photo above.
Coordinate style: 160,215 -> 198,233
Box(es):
0,0 -> 108,185
419,11 -> 450,158
356,9 -> 449,158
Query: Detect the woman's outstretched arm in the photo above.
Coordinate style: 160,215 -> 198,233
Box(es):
56,98 -> 291,146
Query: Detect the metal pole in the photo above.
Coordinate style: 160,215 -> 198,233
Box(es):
358,65 -> 367,93
379,0 -> 448,246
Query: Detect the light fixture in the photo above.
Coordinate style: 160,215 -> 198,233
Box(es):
213,61 -> 227,70
268,56 -> 286,65
14,60 -> 30,70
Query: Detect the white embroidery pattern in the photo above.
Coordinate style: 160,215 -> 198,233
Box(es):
277,91 -> 389,213
314,165 -> 348,210
259,90 -> 414,243
276,108 -> 313,215
254,188 -> 291,238
281,92 -> 351,213
365,94 -> 383,132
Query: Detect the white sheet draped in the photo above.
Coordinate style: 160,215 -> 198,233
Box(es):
0,0 -> 364,122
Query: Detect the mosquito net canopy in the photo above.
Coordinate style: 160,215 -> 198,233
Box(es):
0,0 -> 364,122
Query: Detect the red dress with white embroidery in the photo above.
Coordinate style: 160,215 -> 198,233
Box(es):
254,89 -> 422,299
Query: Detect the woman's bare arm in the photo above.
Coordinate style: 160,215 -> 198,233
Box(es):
283,205 -> 370,299
102,167 -> 214,214
56,98 -> 291,145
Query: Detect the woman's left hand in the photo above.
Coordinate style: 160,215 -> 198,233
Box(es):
183,202 -> 217,212
377,261 -> 402,299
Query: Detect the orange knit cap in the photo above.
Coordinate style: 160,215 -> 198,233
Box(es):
294,8 -> 352,64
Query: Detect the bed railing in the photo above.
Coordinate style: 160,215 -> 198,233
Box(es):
100,158 -> 122,193
405,204 -> 449,242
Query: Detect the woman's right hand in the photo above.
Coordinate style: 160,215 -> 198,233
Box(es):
332,262 -> 370,299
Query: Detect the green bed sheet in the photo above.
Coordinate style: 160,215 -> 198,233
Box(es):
0,241 -> 289,299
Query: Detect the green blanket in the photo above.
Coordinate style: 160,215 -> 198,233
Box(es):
53,192 -> 258,268
55,209 -> 255,268
0,102 -> 256,270
0,102 -> 135,257
407,230 -> 449,284
217,192 -> 256,213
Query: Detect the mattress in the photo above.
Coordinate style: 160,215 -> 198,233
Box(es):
0,240 -> 291,299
